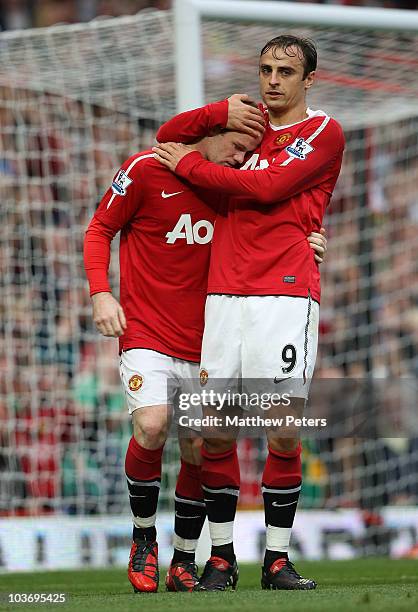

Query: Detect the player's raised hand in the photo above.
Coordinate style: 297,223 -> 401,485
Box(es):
153,142 -> 193,172
92,292 -> 127,337
227,93 -> 265,137
308,227 -> 328,264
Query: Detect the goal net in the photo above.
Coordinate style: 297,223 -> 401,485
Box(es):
1,3 -> 418,528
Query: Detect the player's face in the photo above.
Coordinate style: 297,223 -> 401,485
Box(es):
207,131 -> 261,167
259,46 -> 314,115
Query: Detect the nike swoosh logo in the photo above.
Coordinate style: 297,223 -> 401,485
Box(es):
272,500 -> 298,507
273,376 -> 292,384
161,190 -> 184,199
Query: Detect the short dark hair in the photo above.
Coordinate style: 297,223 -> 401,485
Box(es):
260,35 -> 317,79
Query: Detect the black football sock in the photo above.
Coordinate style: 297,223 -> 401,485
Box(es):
201,444 -> 240,566
172,549 -> 195,563
262,445 -> 302,558
173,460 -> 206,563
125,437 -> 163,545
264,549 -> 288,568
133,526 -> 156,542
211,542 -> 235,565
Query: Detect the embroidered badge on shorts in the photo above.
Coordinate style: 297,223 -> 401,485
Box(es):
128,374 -> 143,391
200,369 -> 209,386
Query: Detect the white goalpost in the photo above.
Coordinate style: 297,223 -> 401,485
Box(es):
1,1 -> 418,550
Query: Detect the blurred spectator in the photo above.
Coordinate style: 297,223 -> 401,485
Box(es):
0,0 -> 173,30
0,0 -> 32,30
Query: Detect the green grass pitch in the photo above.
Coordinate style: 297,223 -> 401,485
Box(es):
1,559 -> 417,612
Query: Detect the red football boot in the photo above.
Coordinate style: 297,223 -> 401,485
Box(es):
128,540 -> 159,593
165,560 -> 199,592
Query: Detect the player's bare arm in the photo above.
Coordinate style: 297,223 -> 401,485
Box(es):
91,291 -> 127,338
226,93 -> 265,137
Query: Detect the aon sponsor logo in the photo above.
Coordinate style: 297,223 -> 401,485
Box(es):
166,214 -> 214,244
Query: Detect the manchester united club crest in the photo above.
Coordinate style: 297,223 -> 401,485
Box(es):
199,369 -> 208,386
128,374 -> 143,392
275,132 -> 293,146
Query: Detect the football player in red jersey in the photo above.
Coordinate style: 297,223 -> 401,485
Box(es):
84,118 -> 265,593
154,35 -> 344,592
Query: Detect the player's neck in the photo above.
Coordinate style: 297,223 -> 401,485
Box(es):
268,105 -> 308,128
191,142 -> 205,156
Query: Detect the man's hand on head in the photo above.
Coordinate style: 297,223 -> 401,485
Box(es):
153,142 -> 194,172
92,292 -> 127,337
308,227 -> 327,264
227,93 -> 265,138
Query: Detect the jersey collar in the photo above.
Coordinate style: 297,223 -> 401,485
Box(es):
268,108 -> 327,131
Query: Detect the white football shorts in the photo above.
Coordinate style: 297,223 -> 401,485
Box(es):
119,349 -> 201,425
200,294 -> 319,400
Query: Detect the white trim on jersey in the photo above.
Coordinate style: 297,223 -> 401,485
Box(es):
125,152 -> 155,174
106,153 -> 155,210
268,107 -> 326,131
280,114 -> 331,167
305,115 -> 331,144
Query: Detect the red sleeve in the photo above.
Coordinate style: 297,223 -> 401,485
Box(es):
156,100 -> 228,143
83,153 -> 146,295
84,218 -> 114,296
174,118 -> 345,205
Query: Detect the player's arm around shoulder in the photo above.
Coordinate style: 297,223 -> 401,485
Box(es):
153,114 -> 345,204
156,95 -> 264,143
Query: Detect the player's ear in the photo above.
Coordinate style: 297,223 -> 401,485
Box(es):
304,71 -> 315,90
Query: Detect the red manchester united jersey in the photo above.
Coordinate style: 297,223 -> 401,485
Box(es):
84,152 -> 218,361
157,104 -> 345,303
